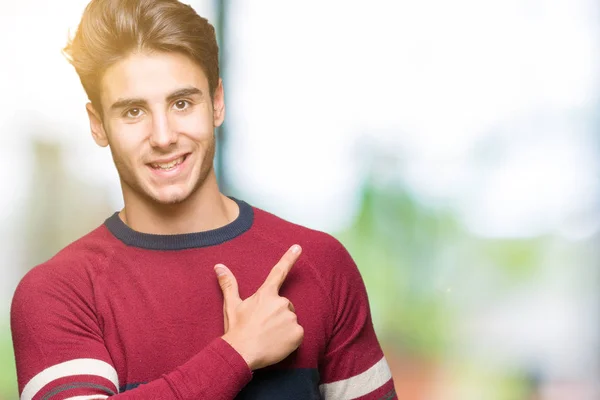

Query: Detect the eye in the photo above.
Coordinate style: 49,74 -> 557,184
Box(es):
125,108 -> 144,118
173,100 -> 190,111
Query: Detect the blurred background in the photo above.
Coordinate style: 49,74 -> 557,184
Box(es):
1,0 -> 599,398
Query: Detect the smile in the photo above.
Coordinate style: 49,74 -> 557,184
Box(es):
149,154 -> 188,171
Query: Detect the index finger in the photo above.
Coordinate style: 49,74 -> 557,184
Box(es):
260,244 -> 302,292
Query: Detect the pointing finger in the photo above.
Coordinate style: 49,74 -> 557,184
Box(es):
260,245 -> 302,293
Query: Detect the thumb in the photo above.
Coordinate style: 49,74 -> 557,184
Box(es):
215,264 -> 242,308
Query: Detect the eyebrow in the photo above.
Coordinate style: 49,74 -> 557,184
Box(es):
166,87 -> 203,103
109,86 -> 204,112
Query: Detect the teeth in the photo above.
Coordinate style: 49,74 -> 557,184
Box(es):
152,156 -> 185,170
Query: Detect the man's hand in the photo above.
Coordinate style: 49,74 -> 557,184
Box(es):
215,245 -> 304,371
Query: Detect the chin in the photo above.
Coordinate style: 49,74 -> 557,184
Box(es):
138,181 -> 193,205
151,190 -> 193,205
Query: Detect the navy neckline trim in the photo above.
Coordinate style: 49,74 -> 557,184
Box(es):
104,197 -> 254,250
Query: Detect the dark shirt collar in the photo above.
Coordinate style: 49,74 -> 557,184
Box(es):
104,197 -> 253,250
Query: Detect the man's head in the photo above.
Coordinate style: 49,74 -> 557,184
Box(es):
63,0 -> 224,206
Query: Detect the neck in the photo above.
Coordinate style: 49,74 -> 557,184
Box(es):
119,171 -> 239,235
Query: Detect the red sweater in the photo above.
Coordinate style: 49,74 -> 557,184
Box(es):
11,198 -> 397,399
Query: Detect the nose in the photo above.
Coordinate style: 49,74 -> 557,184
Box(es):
149,112 -> 177,149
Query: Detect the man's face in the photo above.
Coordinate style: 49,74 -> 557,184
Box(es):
87,51 -> 224,206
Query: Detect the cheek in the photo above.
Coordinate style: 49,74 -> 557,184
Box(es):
174,108 -> 213,138
107,122 -> 149,161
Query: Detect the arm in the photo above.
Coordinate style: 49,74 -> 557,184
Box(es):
11,263 -> 251,400
318,243 -> 397,400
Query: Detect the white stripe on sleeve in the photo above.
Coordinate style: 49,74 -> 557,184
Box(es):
319,356 -> 392,399
21,358 -> 118,400
63,396 -> 109,400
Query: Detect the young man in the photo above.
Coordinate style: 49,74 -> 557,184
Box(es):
11,0 -> 397,399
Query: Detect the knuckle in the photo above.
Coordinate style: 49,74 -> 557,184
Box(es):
274,265 -> 286,280
294,325 -> 304,340
279,296 -> 290,309
220,279 -> 233,292
219,279 -> 230,290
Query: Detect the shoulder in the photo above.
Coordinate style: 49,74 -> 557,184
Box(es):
251,206 -> 357,281
250,205 -> 370,328
12,223 -> 117,306
252,205 -> 349,258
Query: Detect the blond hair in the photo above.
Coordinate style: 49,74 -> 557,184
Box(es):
63,0 -> 220,113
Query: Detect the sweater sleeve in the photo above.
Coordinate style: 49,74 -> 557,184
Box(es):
11,262 -> 252,400
317,241 -> 397,400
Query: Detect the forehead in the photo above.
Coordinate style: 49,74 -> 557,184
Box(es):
100,51 -> 209,105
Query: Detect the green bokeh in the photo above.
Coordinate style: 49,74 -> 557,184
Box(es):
0,328 -> 16,400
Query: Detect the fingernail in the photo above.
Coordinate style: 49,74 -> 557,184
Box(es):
214,264 -> 227,276
291,245 -> 301,254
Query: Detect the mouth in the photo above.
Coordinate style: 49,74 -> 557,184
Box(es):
148,154 -> 189,171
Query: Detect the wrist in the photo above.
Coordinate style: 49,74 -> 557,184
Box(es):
222,333 -> 258,371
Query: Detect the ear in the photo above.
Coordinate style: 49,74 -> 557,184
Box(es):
212,78 -> 225,128
86,102 -> 109,147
